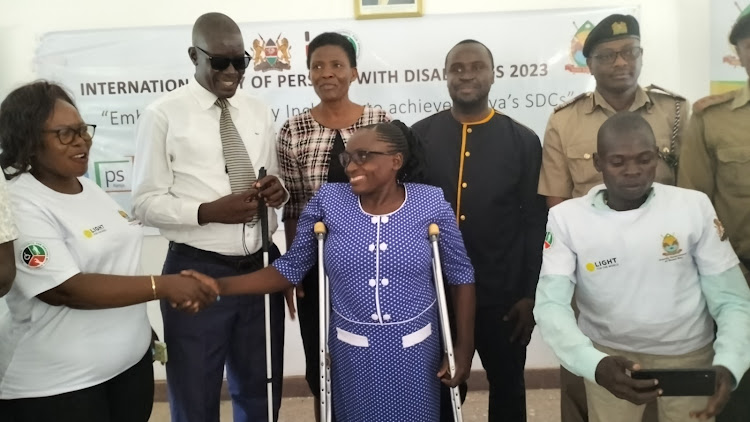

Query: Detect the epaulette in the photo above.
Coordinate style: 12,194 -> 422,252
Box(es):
692,91 -> 735,114
553,92 -> 590,113
645,84 -> 686,101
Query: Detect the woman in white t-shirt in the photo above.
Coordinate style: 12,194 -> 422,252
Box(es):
0,81 -> 219,422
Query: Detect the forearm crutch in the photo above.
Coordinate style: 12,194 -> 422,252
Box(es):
428,223 -> 464,422
314,222 -> 332,422
258,167 -> 274,422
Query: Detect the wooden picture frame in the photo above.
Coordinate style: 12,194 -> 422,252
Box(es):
355,0 -> 423,20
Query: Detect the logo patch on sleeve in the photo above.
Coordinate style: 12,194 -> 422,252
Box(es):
544,232 -> 554,249
714,218 -> 728,241
21,243 -> 48,269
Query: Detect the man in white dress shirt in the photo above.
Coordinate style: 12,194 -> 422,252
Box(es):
132,12 -> 288,422
0,175 -> 18,297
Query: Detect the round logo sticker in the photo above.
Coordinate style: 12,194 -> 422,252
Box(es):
21,243 -> 48,269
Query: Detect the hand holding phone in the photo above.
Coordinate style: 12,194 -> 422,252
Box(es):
632,368 -> 716,396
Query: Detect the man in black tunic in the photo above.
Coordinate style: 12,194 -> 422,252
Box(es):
412,39 -> 548,422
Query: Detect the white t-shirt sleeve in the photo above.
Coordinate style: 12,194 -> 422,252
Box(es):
692,194 -> 739,276
0,176 -> 19,243
11,196 -> 80,300
540,210 -> 577,281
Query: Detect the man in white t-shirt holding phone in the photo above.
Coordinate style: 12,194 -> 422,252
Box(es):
534,112 -> 750,422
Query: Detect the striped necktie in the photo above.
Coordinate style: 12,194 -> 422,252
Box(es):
216,98 -> 258,224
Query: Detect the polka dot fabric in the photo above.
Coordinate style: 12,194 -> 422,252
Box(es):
274,183 -> 474,421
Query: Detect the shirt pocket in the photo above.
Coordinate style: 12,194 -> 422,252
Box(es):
716,147 -> 750,197
565,144 -> 598,189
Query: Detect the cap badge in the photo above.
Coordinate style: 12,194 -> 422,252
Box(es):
612,22 -> 628,35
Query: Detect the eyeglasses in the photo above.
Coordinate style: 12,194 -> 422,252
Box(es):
42,124 -> 96,145
591,46 -> 643,65
195,46 -> 251,71
338,150 -> 394,168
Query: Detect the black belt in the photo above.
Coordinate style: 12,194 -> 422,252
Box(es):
168,242 -> 269,270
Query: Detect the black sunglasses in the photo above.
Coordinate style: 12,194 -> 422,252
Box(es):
338,150 -> 395,168
194,46 -> 251,71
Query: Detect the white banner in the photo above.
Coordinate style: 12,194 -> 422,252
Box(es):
710,1 -> 750,94
34,7 -> 635,227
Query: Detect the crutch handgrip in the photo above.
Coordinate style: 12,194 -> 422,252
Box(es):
428,223 -> 440,239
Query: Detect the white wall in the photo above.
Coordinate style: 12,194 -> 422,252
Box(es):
0,0 -> 712,380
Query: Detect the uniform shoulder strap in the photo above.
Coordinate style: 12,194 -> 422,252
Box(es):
644,84 -> 686,101
692,92 -> 736,114
553,92 -> 591,113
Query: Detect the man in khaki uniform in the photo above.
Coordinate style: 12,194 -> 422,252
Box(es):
537,14 -> 688,422
678,13 -> 750,422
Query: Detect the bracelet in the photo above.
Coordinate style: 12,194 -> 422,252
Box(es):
150,275 -> 157,300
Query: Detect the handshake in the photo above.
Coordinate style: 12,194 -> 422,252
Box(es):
155,270 -> 221,313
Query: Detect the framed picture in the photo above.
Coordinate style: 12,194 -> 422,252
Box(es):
355,0 -> 423,20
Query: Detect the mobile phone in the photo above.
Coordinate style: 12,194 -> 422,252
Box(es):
632,368 -> 715,396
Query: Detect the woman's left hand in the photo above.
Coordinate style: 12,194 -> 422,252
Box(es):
437,346 -> 473,387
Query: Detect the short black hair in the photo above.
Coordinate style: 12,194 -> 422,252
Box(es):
730,13 -> 750,46
360,120 -> 425,183
0,81 -> 76,180
597,112 -> 656,155
445,39 -> 494,68
306,32 -> 357,69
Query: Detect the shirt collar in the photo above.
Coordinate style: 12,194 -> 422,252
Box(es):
188,77 -> 240,111
587,85 -> 651,115
590,183 -> 656,210
450,108 -> 496,125
731,82 -> 750,110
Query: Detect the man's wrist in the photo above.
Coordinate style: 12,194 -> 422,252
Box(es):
197,202 -> 213,225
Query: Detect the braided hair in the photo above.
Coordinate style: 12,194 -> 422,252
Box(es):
361,120 -> 426,183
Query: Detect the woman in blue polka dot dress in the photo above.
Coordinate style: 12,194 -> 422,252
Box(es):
186,121 -> 476,422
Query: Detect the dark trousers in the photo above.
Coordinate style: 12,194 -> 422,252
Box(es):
0,348 -> 153,422
440,307 -> 526,422
718,369 -> 750,421
474,306 -> 528,422
161,242 -> 284,422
